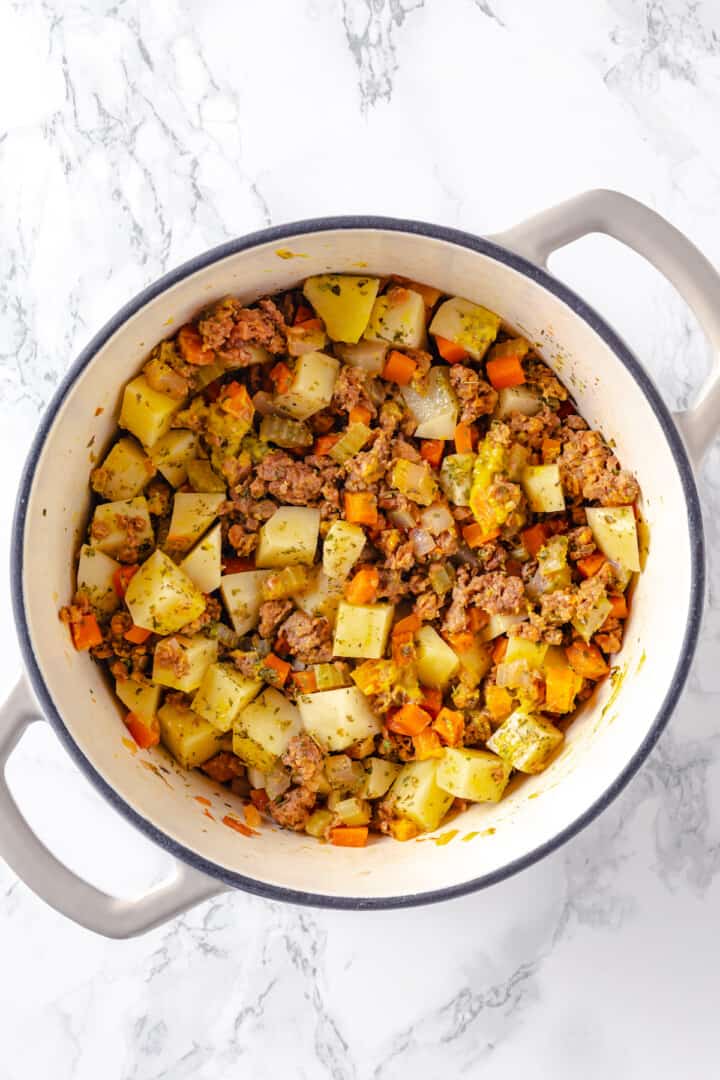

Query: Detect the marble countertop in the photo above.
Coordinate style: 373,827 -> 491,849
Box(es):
1,1 -> 719,1076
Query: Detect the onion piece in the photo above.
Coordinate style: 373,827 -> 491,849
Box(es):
410,527 -> 436,557
420,503 -> 455,536
401,367 -> 458,440
265,765 -> 292,801
259,414 -> 313,449
388,508 -> 416,530
334,339 -> 388,374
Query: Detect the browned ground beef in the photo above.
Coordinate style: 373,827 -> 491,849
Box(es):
277,611 -> 333,664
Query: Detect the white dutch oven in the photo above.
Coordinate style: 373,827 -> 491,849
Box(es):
2,190 -> 719,938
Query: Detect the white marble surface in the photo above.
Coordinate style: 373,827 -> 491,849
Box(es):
1,1 -> 719,1075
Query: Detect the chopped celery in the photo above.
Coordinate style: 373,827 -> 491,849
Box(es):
390,459 -> 439,507
328,422 -> 373,463
259,414 -> 313,449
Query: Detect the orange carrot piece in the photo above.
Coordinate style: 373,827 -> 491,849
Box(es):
386,703 -> 432,736
454,422 -> 475,454
391,275 -> 443,310
412,728 -> 444,760
71,612 -> 103,651
345,566 -> 380,605
250,788 -> 269,812
463,522 -> 500,548
269,361 -> 294,395
485,685 -> 513,721
330,826 -> 369,848
492,636 -> 508,662
389,819 -> 420,841
177,324 -> 216,366
392,630 -> 416,667
113,564 -> 139,598
609,594 -> 629,619
542,437 -> 561,462
469,608 -> 489,632
577,552 -> 607,578
382,350 -> 417,386
420,439 -> 444,468
262,652 -> 291,687
521,523 -> 549,558
124,624 -> 152,645
349,405 -> 372,426
434,335 -> 469,363
420,687 -> 443,718
243,803 -> 263,829
219,382 -> 254,420
223,815 -> 256,838
124,712 -> 160,749
291,670 -> 318,693
344,491 -> 378,527
433,707 -> 465,746
393,613 -> 421,637
445,630 -> 475,653
314,434 -> 340,456
565,640 -> 609,679
293,304 -> 315,325
545,666 -> 581,713
486,354 -> 525,390
296,317 -> 323,331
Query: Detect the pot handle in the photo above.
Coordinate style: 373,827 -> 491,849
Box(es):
490,189 -> 720,465
0,679 -> 224,938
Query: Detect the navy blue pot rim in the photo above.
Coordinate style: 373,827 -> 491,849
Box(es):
10,215 -> 705,912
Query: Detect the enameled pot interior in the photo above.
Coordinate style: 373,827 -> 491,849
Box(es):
17,225 -> 698,901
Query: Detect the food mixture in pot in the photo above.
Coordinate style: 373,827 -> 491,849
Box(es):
60,273 -> 642,846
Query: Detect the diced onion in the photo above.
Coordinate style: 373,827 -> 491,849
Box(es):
420,503 -> 454,536
410,527 -> 436,557
388,508 -> 416,530
259,414 -> 313,448
324,754 -> 364,791
401,367 -> 458,440
144,357 -> 189,400
265,765 -> 292,800
334,340 -> 388,374
262,565 -> 313,600
496,659 -> 533,689
495,385 -> 542,418
428,563 -> 454,595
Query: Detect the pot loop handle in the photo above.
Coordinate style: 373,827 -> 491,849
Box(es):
0,678 -> 223,938
490,189 -> 720,466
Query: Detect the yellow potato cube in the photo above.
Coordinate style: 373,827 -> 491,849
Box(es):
585,506 -> 640,573
359,757 -> 400,799
487,709 -> 564,774
92,437 -> 155,501
90,496 -> 154,561
478,613 -> 528,642
180,523 -> 222,595
303,274 -> 380,343
293,568 -> 343,625
149,429 -> 198,487
152,634 -> 218,693
220,570 -> 272,635
457,640 -> 493,686
521,464 -> 566,513
185,458 -> 226,493
333,601 -> 394,659
158,701 -> 224,769
125,550 -> 206,634
165,492 -> 225,554
365,286 -> 427,349
298,686 -> 382,751
192,662 -> 263,733
77,544 -> 121,614
115,678 -> 162,724
119,375 -> 182,449
387,760 -> 453,832
429,296 -> 501,360
273,351 -> 340,420
415,625 -> 460,688
504,635 -> 548,669
256,506 -> 320,568
232,688 -> 302,770
436,747 -> 511,802
322,521 -> 367,580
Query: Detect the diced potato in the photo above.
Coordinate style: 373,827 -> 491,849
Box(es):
220,570 -> 272,635
457,640 -> 493,685
436,747 -> 512,802
191,662 -> 263,732
92,437 -> 154,501
333,339 -> 388,373
305,809 -> 334,838
232,688 -> 302,771
298,686 -> 381,751
415,626 -> 459,688
152,634 -> 218,693
303,274 -> 380,343
90,497 -> 154,561
273,351 -> 340,420
365,286 -> 427,349
478,613 -> 528,642
333,601 -> 394,660
572,591 -> 612,644
360,757 -> 400,799
387,760 -> 453,832
115,678 -> 162,724
165,492 -> 225,554
293,568 -> 343,625
119,375 -> 182,448
429,297 -> 501,361
256,506 -> 320,568
158,701 -> 225,769
439,453 -> 475,506
495,385 -> 542,418
521,464 -> 566,513
334,796 -> 371,826
149,429 -> 197,487
585,506 -> 640,573
125,550 -> 206,634
504,635 -> 548,669
322,521 -> 367,580
401,367 -> 458,440
180,523 -> 222,595
77,544 -> 121,614
185,458 -> 226,493
487,709 -> 564,773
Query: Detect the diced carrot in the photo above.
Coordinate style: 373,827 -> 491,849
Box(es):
124,712 -> 160,749
521,523 -> 549,558
293,304 -> 315,325
469,608 -> 489,632
445,631 -> 475,653
393,613 -> 421,637
222,556 -> 255,574
250,788 -> 269,812
486,354 -> 525,390
269,361 -> 294,395
545,666 -> 581,713
485,685 -> 513,721
223,815 -> 256,838
345,566 -> 380,605
565,640 -> 609,680
386,703 -> 432,736
389,819 -> 420,841
71,612 -> 103,651
177,324 -> 216,366
349,405 -> 372,426
392,630 -> 416,667
382,350 -> 417,386
420,439 -> 445,468
420,687 -> 443,717
577,552 -> 607,578
330,826 -> 369,848
433,707 -> 465,746
492,636 -> 508,662
296,317 -> 323,331
412,728 -> 444,760
542,437 -> 561,463
463,522 -> 500,548
434,335 -> 469,364
124,624 -> 152,645
344,491 -> 378,527
261,653 -> 291,687
219,382 -> 254,421
291,670 -> 318,693
454,422 -> 475,454
314,434 -> 340,456
243,803 -> 263,829
113,564 -> 139,598
609,594 -> 629,619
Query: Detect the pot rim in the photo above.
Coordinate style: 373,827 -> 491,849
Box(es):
10,215 -> 705,910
